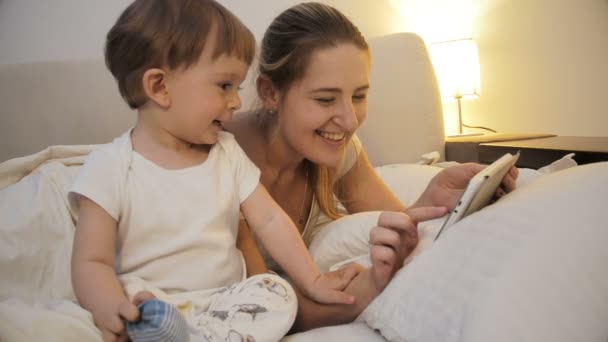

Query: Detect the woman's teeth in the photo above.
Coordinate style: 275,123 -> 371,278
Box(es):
316,130 -> 345,141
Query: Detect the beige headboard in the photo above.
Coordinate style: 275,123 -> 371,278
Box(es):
0,32 -> 444,165
0,60 -> 134,162
361,32 -> 444,166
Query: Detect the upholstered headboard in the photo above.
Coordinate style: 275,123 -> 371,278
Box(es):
0,60 -> 134,162
361,32 -> 444,166
0,32 -> 444,164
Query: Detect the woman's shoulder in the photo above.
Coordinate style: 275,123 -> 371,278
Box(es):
223,111 -> 263,154
224,111 -> 255,135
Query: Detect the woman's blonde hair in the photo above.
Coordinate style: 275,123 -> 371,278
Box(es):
258,2 -> 369,219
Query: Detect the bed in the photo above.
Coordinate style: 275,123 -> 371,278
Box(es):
1,32 -> 607,342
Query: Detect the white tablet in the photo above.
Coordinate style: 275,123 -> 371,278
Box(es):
434,152 -> 520,241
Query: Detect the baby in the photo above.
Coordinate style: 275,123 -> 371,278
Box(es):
69,1 -> 358,341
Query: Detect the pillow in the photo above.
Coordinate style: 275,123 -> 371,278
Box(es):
308,211 -> 381,273
360,162 -> 608,342
374,164 -> 442,205
309,164 -> 445,273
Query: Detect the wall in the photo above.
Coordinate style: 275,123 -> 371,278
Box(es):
1,0 -> 606,137
0,0 -> 401,110
0,0 -> 400,64
390,0 -> 608,137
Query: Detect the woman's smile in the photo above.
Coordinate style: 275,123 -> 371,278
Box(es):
315,129 -> 346,142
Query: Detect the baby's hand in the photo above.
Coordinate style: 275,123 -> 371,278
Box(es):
93,300 -> 140,342
132,291 -> 156,307
303,264 -> 360,305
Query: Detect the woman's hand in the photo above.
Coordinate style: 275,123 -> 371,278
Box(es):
414,163 -> 519,210
369,208 -> 447,291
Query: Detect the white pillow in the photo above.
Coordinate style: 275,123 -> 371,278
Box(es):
309,164 -> 444,273
360,162 -> 608,342
308,211 -> 380,273
374,164 -> 442,205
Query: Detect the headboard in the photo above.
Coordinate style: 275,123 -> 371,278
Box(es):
361,32 -> 445,166
0,32 -> 444,165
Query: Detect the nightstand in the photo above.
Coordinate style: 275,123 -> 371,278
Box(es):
446,134 -> 608,169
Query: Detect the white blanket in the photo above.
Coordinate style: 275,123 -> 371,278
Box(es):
2,148 -> 607,342
0,145 -> 99,340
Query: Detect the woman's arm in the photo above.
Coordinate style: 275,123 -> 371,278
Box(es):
338,146 -> 519,213
338,147 -> 407,213
290,265 -> 378,332
236,219 -> 268,276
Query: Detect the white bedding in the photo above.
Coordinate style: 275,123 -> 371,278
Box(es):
1,148 -> 607,342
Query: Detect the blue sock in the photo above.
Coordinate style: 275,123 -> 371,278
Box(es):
126,299 -> 190,342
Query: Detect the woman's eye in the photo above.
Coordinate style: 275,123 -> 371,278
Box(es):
353,94 -> 367,101
316,98 -> 334,104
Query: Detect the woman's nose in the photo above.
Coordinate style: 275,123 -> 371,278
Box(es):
336,99 -> 359,130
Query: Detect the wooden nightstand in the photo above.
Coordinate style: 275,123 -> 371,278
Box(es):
446,134 -> 608,169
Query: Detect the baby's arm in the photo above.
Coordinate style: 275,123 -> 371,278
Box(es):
71,196 -> 139,341
241,184 -> 357,305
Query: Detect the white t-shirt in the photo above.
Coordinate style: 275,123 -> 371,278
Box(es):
69,130 -> 261,293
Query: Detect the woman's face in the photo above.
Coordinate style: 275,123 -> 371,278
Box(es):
277,43 -> 371,168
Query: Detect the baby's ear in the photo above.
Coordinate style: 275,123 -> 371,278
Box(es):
142,68 -> 170,108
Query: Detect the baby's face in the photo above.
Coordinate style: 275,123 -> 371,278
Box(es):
164,49 -> 249,146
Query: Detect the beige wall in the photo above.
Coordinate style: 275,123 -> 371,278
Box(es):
473,0 -> 608,137
0,0 -> 401,111
1,0 -> 605,136
392,0 -> 608,136
0,0 -> 400,64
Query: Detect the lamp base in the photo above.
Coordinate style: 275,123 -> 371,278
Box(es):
446,132 -> 484,138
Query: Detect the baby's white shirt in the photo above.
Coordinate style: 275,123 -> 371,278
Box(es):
69,130 -> 260,293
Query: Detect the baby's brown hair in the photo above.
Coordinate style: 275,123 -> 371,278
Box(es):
105,0 -> 255,109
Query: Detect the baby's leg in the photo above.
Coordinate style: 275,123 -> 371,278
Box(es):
191,274 -> 297,342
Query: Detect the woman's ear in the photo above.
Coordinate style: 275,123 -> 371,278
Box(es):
142,68 -> 170,108
256,75 -> 280,111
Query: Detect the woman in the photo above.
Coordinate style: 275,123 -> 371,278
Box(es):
227,2 -> 518,332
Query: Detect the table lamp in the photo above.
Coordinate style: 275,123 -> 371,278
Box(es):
430,38 -> 480,135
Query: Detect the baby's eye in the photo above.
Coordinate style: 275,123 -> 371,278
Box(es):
219,83 -> 233,92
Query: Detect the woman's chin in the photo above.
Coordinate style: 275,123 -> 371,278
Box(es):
308,153 -> 344,169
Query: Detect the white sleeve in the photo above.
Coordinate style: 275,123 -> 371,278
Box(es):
229,139 -> 261,204
68,148 -> 124,221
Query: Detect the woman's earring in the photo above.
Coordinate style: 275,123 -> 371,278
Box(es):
267,109 -> 276,115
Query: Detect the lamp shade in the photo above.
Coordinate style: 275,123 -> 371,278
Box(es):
430,38 -> 480,99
